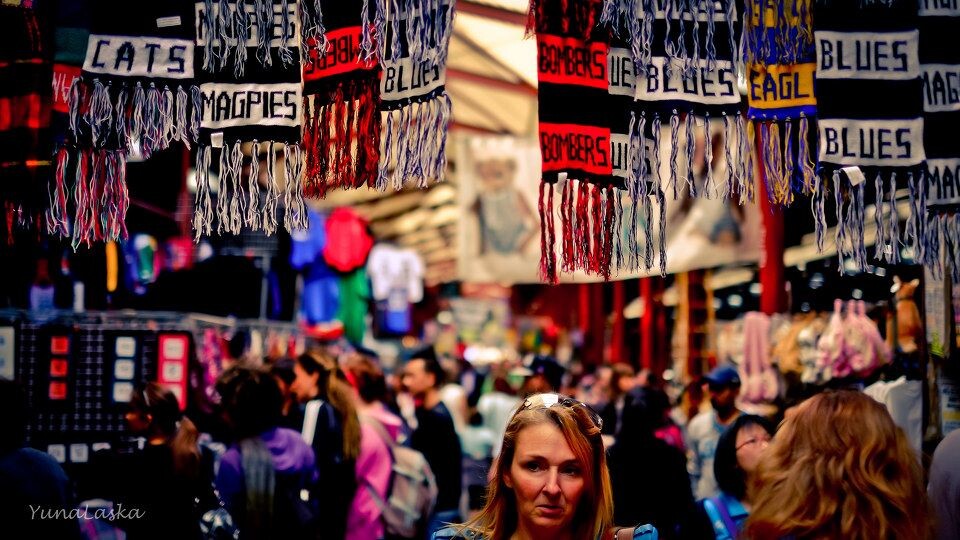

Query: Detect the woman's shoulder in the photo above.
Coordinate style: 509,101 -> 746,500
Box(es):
432,526 -> 484,540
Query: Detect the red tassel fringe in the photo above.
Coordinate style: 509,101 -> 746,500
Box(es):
303,77 -> 382,198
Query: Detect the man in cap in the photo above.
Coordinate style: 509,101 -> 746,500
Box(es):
687,365 -> 742,500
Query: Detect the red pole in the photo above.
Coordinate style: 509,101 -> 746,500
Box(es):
640,278 -> 654,371
611,280 -> 625,363
755,132 -> 787,314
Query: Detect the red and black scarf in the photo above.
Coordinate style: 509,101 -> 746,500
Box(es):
301,0 -> 381,198
0,2 -> 52,242
533,0 -> 617,283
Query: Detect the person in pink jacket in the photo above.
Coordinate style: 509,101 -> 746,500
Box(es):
344,353 -> 408,540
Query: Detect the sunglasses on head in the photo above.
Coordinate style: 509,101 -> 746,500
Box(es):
520,393 -> 604,431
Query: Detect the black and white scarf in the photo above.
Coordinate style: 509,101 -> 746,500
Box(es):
194,0 -> 307,238
813,0 -> 925,271
603,0 -> 751,205
375,0 -> 455,191
919,0 -> 960,280
61,0 -> 199,247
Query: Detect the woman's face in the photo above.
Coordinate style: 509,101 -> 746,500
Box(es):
735,423 -> 771,474
505,422 -> 587,536
290,362 -> 319,403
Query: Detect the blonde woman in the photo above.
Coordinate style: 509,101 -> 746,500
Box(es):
436,393 -> 655,540
745,390 -> 929,539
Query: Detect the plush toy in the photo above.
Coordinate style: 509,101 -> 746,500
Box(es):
889,277 -> 923,354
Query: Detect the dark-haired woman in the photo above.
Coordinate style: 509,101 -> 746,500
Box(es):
216,366 -> 318,540
685,414 -> 774,539
96,383 -> 207,539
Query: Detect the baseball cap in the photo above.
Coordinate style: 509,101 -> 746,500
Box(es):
704,365 -> 741,388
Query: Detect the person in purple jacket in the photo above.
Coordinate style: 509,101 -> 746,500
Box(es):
215,367 -> 318,540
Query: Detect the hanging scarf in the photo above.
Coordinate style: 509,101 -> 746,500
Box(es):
533,0 -> 615,283
194,0 -> 308,239
605,0 -> 751,206
744,0 -> 817,207
0,3 -> 52,242
301,0 -> 381,198
813,0 -> 925,272
376,0 -> 455,191
47,0 -> 89,239
61,0 -> 199,248
919,0 -> 960,281
609,36 -> 664,276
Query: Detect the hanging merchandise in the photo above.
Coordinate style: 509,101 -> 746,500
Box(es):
367,244 -> 425,335
744,0 -> 818,207
599,0 -> 751,279
812,0 -> 925,272
918,1 -> 960,281
301,1 -> 381,197
532,0 -> 614,283
291,209 -> 341,325
0,3 -> 52,241
608,33 -> 661,276
740,312 -> 779,404
816,299 -> 892,383
55,0 -> 199,247
375,0 -> 456,190
49,0 -> 90,238
337,267 -> 370,344
193,0 -> 308,238
323,207 -> 374,272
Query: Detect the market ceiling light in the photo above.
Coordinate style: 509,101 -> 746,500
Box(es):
853,289 -> 864,300
727,294 -> 743,308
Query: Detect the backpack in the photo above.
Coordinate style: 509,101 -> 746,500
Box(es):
360,415 -> 439,539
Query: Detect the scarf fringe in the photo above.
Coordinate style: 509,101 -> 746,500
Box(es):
194,145 -> 214,241
304,77 -> 382,197
50,147 -> 128,248
192,140 -> 305,240
378,93 -> 451,191
67,79 -> 200,156
745,0 -> 814,66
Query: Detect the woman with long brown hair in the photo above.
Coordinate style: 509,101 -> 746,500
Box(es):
96,382 -> 205,539
744,390 -> 929,540
436,393 -> 619,540
291,350 -> 362,540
